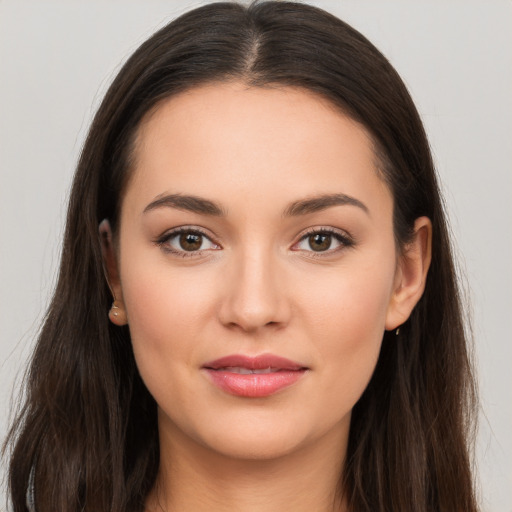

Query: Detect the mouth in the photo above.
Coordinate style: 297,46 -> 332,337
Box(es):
202,354 -> 308,398
211,366 -> 290,374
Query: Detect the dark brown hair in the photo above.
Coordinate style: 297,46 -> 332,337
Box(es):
4,2 -> 479,511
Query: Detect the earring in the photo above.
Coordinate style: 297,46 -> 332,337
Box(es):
395,327 -> 400,336
109,299 -> 127,325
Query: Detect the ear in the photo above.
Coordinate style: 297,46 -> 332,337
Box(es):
385,216 -> 432,330
99,219 -> 127,326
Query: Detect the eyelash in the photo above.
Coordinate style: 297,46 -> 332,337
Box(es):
154,226 -> 355,259
154,227 -> 217,258
295,227 -> 355,258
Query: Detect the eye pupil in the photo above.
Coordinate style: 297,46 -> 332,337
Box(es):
309,233 -> 331,251
179,232 -> 202,251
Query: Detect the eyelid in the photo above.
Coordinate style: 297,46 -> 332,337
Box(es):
291,226 -> 355,255
154,225 -> 221,257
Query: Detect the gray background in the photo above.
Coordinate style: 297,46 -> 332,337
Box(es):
1,1 -> 511,510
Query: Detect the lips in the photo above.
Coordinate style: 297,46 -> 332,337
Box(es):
202,354 -> 308,398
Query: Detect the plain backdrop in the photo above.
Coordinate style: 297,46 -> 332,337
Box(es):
1,1 -> 511,511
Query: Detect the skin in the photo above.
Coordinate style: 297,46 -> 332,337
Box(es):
101,82 -> 431,512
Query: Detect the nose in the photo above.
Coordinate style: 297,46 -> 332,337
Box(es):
217,247 -> 291,333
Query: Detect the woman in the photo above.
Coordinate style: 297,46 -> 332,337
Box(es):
4,1 -> 479,511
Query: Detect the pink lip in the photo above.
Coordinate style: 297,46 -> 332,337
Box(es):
202,354 -> 308,398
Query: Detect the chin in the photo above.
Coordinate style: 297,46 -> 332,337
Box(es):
164,403 -> 350,464
202,428 -> 312,462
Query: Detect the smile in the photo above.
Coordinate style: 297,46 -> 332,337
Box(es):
202,354 -> 308,398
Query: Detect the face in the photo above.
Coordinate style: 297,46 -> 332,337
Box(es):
109,82 -> 418,461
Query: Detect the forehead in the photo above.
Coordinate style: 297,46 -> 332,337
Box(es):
125,82 -> 391,217
135,82 -> 373,158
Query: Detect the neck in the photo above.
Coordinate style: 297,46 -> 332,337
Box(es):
146,418 -> 349,512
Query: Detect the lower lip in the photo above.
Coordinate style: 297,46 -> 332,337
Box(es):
203,369 -> 307,398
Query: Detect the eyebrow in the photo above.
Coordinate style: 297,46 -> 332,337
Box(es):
143,192 -> 368,217
282,193 -> 369,217
143,193 -> 226,216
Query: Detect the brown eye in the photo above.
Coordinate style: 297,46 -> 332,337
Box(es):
157,228 -> 219,255
179,232 -> 203,251
294,229 -> 353,255
308,233 -> 332,252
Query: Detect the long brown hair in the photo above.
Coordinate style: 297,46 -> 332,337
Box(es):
4,2 -> 479,511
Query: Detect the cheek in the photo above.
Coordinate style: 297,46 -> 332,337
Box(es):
119,255 -> 217,381
302,257 -> 394,334
299,258 -> 395,397
120,267 -> 221,430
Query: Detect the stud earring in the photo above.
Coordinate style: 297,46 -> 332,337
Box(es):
109,299 -> 127,325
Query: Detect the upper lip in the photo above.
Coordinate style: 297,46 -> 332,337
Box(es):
203,353 -> 307,371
